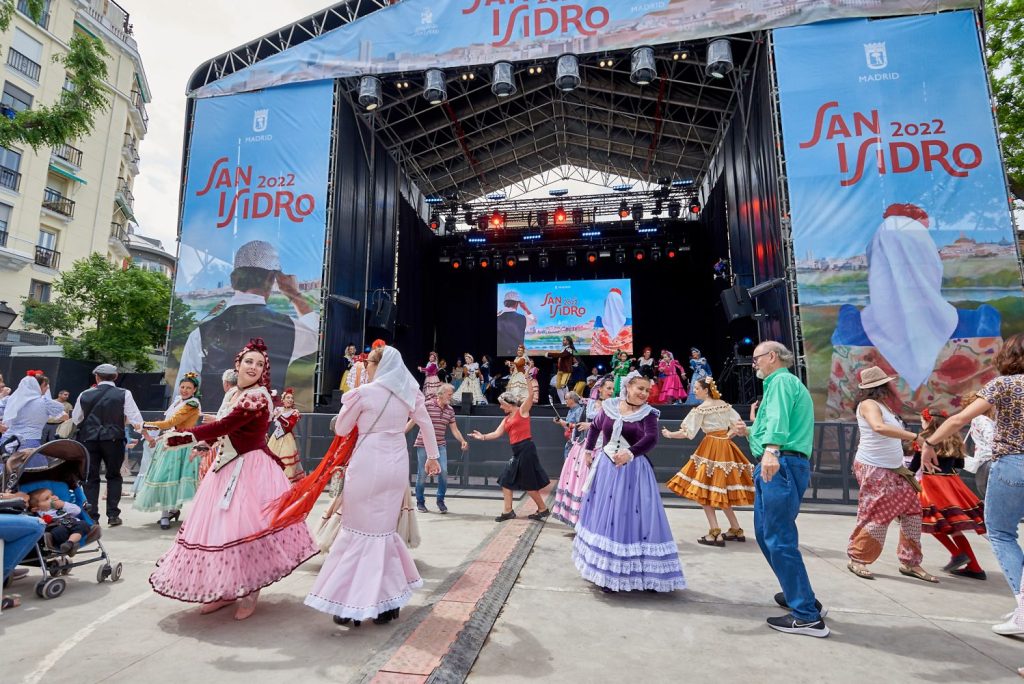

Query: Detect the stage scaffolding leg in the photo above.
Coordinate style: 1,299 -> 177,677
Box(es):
315,81 -> 343,401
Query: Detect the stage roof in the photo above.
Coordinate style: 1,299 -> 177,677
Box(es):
185,0 -> 977,200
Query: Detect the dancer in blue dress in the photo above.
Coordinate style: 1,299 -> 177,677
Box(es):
685,348 -> 713,405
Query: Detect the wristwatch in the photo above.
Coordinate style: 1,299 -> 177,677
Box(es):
763,447 -> 781,458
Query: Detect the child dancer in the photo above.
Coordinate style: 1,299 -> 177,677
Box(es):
916,409 -> 987,580
268,388 -> 304,484
610,351 -> 632,396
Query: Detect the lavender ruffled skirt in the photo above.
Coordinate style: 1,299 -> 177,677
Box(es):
572,455 -> 686,592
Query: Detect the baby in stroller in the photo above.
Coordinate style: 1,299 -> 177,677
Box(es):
28,488 -> 93,555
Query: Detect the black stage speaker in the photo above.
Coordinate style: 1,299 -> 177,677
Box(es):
720,284 -> 755,323
368,294 -> 396,332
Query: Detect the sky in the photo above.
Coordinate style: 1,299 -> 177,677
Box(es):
128,1 -> 332,250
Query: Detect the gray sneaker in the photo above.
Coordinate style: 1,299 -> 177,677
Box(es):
437,501 -> 448,514
416,503 -> 428,513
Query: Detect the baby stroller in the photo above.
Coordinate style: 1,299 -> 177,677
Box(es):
1,437 -> 122,600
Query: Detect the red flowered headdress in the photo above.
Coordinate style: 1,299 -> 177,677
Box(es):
371,338 -> 387,350
235,338 -> 271,388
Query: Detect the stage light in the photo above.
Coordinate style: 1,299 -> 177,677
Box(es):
506,255 -> 517,268
630,46 -> 657,85
554,206 -> 567,225
486,192 -> 507,201
429,213 -> 441,231
634,248 -> 645,261
556,54 -> 581,92
672,49 -> 689,61
742,336 -> 753,345
538,252 -> 550,268
517,254 -> 530,262
479,256 -> 490,269
668,200 -> 682,219
614,247 -> 626,264
672,178 -> 694,188
581,229 -> 601,238
527,65 -> 544,76
571,208 -> 584,226
451,256 -> 462,269
461,71 -> 476,81
492,252 -> 502,270
465,256 -> 476,270
492,62 -> 516,97
490,211 -> 506,229
536,210 -> 548,228
618,200 -> 630,219
651,245 -> 662,261
586,250 -> 598,264
706,39 -> 734,79
444,215 -> 457,233
522,233 -> 543,241
424,68 -> 448,104
599,58 -> 614,68
439,255 -> 451,264
652,199 -> 664,216
549,188 -> 568,197
631,203 -> 644,221
425,195 -> 445,205
667,244 -> 678,259
612,183 -> 633,192
477,214 -> 488,231
689,199 -> 702,215
599,249 -> 612,258
358,76 -> 383,111
465,210 -> 474,225
466,233 -> 487,244
566,251 -> 577,266
636,225 -> 659,235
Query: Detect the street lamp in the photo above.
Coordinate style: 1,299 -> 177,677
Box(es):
0,301 -> 17,331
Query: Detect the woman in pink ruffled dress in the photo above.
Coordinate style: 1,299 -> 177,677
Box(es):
306,345 -> 440,626
148,338 -> 317,620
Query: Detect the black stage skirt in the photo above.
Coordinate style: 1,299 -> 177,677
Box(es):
497,439 -> 550,492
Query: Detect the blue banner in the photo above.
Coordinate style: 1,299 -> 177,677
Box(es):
775,11 -> 1021,420
168,81 -> 333,411
193,0 -> 973,98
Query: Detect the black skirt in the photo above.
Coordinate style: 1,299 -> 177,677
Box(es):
497,439 -> 550,492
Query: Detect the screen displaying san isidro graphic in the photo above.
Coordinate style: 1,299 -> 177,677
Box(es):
774,11 -> 1022,420
167,80 -> 333,412
495,279 -> 633,356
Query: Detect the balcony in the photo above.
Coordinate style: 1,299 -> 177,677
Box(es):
42,188 -> 75,218
0,166 -> 21,192
77,0 -> 137,51
7,48 -> 41,81
34,245 -> 59,269
17,0 -> 49,30
115,177 -> 134,216
51,142 -> 83,168
129,89 -> 148,133
0,230 -> 32,271
122,132 -> 140,171
110,222 -> 128,242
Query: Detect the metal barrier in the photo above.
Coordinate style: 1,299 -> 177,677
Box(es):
132,413 -> 977,506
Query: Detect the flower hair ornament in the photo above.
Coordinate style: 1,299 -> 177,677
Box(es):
921,408 -> 932,423
235,338 -> 272,388
705,377 -> 722,400
25,369 -> 43,377
371,339 -> 387,350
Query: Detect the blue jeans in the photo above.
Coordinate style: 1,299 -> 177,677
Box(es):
415,445 -> 448,505
984,454 -> 1024,594
2,514 -> 45,581
754,456 -> 820,622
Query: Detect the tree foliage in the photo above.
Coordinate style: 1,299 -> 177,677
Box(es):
986,0 -> 1024,199
22,255 -> 195,372
0,0 -> 110,149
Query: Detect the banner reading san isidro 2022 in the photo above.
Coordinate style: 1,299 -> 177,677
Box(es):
168,80 -> 333,412
774,11 -> 1022,420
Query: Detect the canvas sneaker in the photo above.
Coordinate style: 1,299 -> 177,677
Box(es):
766,614 -> 831,638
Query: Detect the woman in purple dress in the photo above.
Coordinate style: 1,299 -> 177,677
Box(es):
573,375 -> 686,592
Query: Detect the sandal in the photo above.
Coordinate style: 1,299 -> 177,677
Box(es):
723,528 -> 746,542
847,561 -> 875,579
899,565 -> 940,583
697,528 -> 726,547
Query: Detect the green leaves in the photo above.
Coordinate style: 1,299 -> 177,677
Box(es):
986,0 -> 1024,198
23,254 -> 195,372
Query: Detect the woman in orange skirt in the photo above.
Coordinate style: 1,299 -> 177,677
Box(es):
663,377 -> 755,546
916,408 -> 987,579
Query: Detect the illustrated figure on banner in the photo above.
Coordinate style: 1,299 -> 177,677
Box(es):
496,290 -> 537,356
827,204 -> 1003,419
175,240 -> 320,411
590,286 -> 633,355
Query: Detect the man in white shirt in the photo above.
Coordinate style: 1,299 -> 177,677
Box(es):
73,364 -> 144,526
175,240 -> 319,409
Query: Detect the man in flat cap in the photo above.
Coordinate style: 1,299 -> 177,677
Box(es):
175,240 -> 319,408
72,364 -> 145,526
496,290 -> 537,356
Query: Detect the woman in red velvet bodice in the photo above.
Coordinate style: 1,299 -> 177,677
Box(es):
148,339 -> 316,620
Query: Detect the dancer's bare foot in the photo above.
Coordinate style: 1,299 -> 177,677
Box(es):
234,591 -> 259,620
199,599 -> 235,615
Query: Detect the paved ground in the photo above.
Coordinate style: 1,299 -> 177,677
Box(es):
2,489 -> 1022,683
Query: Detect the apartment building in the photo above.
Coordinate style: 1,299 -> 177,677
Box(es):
0,0 -> 150,330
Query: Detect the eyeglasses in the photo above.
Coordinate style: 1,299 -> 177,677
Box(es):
751,351 -> 774,364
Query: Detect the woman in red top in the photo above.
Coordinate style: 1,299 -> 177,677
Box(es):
471,381 -> 550,522
148,339 -> 317,620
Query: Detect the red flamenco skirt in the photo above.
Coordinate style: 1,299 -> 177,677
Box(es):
920,473 -> 986,536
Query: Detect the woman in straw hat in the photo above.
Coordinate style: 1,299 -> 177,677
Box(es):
846,365 -> 937,583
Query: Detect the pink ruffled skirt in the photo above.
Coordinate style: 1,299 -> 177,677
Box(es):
552,441 -> 590,526
149,448 -> 317,603
305,432 -> 423,620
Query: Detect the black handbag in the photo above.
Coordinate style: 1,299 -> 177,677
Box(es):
0,497 -> 27,515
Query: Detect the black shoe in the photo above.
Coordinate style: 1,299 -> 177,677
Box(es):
159,517 -> 170,530
943,553 -> 970,572
107,517 -> 123,527
774,592 -> 828,618
417,503 -> 428,513
950,567 -> 988,580
495,511 -> 516,522
527,509 -> 550,521
59,541 -> 74,555
333,616 -> 361,627
766,613 -> 830,638
437,501 -> 448,514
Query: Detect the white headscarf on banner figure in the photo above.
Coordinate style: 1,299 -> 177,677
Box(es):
370,346 -> 421,412
602,287 -> 627,338
859,203 -> 957,390
3,375 -> 42,425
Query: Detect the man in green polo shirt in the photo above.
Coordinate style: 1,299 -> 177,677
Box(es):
730,341 -> 828,638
